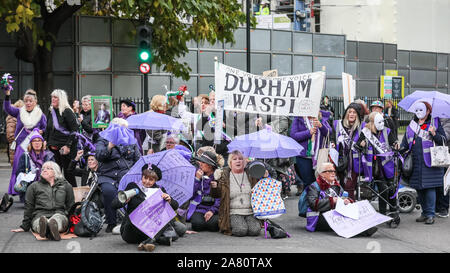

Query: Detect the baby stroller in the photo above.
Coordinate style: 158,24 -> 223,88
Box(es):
355,148 -> 402,228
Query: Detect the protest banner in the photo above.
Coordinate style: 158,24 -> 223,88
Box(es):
342,72 -> 356,109
91,96 -> 112,129
323,200 -> 392,238
129,188 -> 176,239
215,62 -> 325,117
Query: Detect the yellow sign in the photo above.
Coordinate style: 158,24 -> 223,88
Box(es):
380,75 -> 404,99
385,70 -> 398,76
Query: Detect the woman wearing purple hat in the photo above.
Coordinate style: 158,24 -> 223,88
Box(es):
14,130 -> 54,201
3,89 -> 47,199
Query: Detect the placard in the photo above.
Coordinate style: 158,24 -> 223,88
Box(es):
91,96 -> 113,129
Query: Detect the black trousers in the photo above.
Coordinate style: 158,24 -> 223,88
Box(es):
190,212 -> 219,232
120,217 -> 178,245
50,145 -> 77,187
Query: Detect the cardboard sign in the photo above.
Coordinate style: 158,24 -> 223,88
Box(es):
91,96 -> 113,129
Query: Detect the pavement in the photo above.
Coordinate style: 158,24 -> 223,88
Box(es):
0,150 -> 449,254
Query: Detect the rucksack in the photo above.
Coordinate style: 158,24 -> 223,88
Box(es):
298,182 -> 320,217
68,201 -> 105,238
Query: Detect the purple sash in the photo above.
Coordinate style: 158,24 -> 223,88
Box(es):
52,108 -> 95,151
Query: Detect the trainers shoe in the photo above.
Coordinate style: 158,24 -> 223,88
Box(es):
436,210 -> 449,218
47,219 -> 61,241
38,216 -> 48,238
112,224 -> 121,235
138,243 -> 155,252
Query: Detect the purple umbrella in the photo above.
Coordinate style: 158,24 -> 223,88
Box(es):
227,125 -> 304,159
398,90 -> 450,118
126,111 -> 185,131
119,149 -> 196,206
99,123 -> 137,146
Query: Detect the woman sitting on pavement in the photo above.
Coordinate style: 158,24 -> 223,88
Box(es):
187,151 -> 221,232
15,130 -> 55,197
11,161 -> 75,241
111,164 -> 184,252
210,150 -> 262,237
306,162 -> 377,236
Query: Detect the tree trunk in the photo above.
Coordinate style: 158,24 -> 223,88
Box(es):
33,45 -> 54,107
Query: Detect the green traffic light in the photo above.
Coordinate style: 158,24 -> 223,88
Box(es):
139,50 -> 150,61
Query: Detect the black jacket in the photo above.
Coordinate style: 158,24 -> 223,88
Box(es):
44,107 -> 79,148
95,137 -> 141,184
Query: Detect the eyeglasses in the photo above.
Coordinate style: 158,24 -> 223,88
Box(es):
42,166 -> 54,171
322,170 -> 336,174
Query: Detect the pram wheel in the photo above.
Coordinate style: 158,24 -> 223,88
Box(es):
398,192 -> 416,213
386,212 -> 400,228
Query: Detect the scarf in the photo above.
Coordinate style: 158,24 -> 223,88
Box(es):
20,106 -> 43,129
316,175 -> 340,191
29,150 -> 46,179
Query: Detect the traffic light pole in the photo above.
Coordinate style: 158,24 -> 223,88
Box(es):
246,0 -> 251,73
143,73 -> 149,112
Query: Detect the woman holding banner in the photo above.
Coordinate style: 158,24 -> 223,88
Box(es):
111,165 -> 182,251
3,89 -> 47,199
290,110 -> 332,195
331,103 -> 364,200
44,89 -> 79,188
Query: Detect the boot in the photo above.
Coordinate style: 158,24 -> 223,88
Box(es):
296,184 -> 304,196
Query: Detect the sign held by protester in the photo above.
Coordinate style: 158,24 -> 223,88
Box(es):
91,96 -> 112,129
342,72 -> 356,109
323,200 -> 392,238
129,188 -> 176,239
215,62 -> 325,117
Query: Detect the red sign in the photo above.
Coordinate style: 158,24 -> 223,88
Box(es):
139,63 -> 151,74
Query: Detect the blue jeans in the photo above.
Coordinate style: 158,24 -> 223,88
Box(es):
417,188 -> 437,217
436,186 -> 449,212
295,157 -> 315,187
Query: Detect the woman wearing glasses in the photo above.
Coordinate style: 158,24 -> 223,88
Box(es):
305,162 -> 377,236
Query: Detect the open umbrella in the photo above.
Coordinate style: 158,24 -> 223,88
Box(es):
127,111 -> 185,131
99,123 -> 137,146
398,90 -> 450,118
227,125 -> 304,159
119,149 -> 196,206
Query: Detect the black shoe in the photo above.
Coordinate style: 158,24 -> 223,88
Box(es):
436,210 -> 449,218
38,216 -> 48,238
425,217 -> 435,225
416,215 -> 427,222
47,219 -> 61,241
157,236 -> 172,246
361,227 -> 378,237
0,193 -> 9,212
105,224 -> 116,233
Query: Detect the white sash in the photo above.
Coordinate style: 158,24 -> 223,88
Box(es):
337,121 -> 352,148
362,127 -> 390,154
408,120 -> 432,141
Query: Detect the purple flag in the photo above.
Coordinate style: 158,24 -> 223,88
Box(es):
322,200 -> 392,239
129,188 -> 176,239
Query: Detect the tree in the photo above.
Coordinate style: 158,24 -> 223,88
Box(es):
0,0 -> 252,102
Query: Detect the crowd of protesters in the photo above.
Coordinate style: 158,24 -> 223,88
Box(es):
3,85 -> 450,251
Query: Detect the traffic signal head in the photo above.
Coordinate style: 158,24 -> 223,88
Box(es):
137,25 -> 152,62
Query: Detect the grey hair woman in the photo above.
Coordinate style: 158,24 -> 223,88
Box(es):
11,161 -> 75,241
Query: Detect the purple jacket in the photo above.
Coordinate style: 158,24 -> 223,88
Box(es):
187,172 -> 221,219
290,116 -> 332,158
3,99 -> 47,195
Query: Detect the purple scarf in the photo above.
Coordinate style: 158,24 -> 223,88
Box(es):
29,150 -> 46,179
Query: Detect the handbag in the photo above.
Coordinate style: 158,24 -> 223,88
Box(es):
266,219 -> 289,239
401,152 -> 413,179
14,172 -> 36,193
430,136 -> 450,168
10,127 -> 25,151
315,133 -> 330,177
